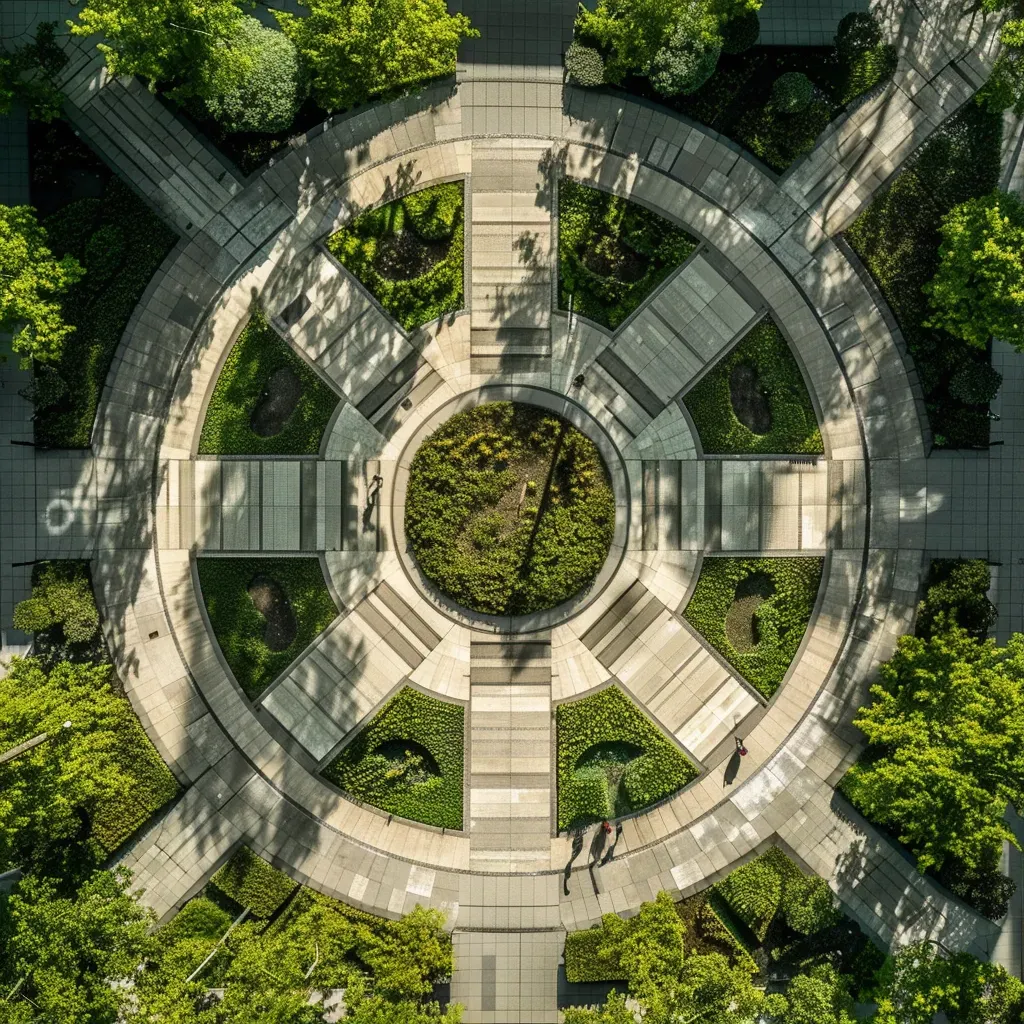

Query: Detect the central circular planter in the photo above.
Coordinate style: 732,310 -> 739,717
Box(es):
392,387 -> 630,631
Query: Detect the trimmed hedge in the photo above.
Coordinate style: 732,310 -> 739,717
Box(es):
564,926 -> 627,983
326,181 -> 464,330
683,317 -> 822,455
558,179 -> 697,329
322,687 -> 464,829
556,686 -> 699,831
210,846 -> 297,918
34,178 -> 177,448
198,310 -> 339,455
197,557 -> 338,700
684,557 -> 823,698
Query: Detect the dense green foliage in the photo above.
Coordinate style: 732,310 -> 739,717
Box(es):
326,182 -> 465,330
684,557 -> 823,697
772,72 -> 813,113
13,560 -> 100,648
33,178 -> 177,448
276,0 -> 475,114
0,658 -> 178,873
565,41 -> 606,86
846,103 -> 1002,448
949,360 -> 1003,404
841,627 -> 1024,875
683,317 -> 823,454
0,23 -> 67,123
916,559 -> 997,640
322,687 -> 464,829
405,402 -> 615,616
210,847 -> 297,918
923,190 -> 1024,351
558,179 -> 697,329
555,686 -> 698,830
197,557 -> 338,699
981,17 -> 1024,117
198,310 -> 339,455
0,204 -> 83,366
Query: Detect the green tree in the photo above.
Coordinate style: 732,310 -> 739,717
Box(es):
0,23 -> 68,122
13,561 -> 100,645
923,190 -> 1024,350
783,965 -> 856,1024
359,904 -> 453,999
649,3 -> 722,95
981,19 -> 1024,116
916,560 -> 997,640
842,627 -> 1024,872
615,890 -> 685,1002
0,204 -> 83,366
562,993 -> 636,1024
276,0 -> 476,113
0,869 -> 153,1024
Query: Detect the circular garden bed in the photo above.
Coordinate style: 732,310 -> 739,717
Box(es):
403,401 -> 616,617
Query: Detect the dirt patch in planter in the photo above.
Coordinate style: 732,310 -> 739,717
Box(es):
375,232 -> 451,280
725,572 -> 775,652
372,739 -> 441,785
247,575 -> 298,651
249,366 -> 302,437
729,363 -> 772,435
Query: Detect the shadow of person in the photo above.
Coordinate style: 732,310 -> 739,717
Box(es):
563,828 -> 586,896
589,826 -> 608,865
723,749 -> 742,785
600,823 -> 623,865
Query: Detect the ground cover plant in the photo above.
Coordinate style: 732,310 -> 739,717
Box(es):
555,685 -> 698,831
405,401 -> 616,616
321,686 -> 464,829
326,181 -> 465,330
683,316 -> 822,454
197,557 -> 338,700
684,557 -> 823,698
210,846 -> 297,918
557,179 -> 697,329
30,176 -> 177,448
846,102 -> 1003,447
198,310 -> 339,455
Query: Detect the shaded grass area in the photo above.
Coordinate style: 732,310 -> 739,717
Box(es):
197,558 -> 338,700
556,686 -> 699,831
405,402 -> 615,616
845,102 -> 1002,448
558,179 -> 697,329
322,687 -> 464,829
210,846 -> 297,918
34,177 -> 178,448
198,310 -> 339,455
326,181 -> 464,331
684,557 -> 823,698
684,317 -> 823,454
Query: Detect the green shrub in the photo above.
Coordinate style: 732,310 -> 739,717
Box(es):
772,72 -> 813,113
916,559 -> 997,640
404,402 -> 615,616
683,557 -> 823,698
835,43 -> 897,106
34,178 -> 177,448
949,361 -> 1002,404
683,317 -> 822,454
835,11 -> 882,63
564,926 -> 627,983
782,874 -> 839,936
651,23 -> 722,97
721,11 -> 759,54
211,847 -> 296,917
326,182 -> 464,331
565,41 -> 605,86
558,179 -> 697,329
322,687 -> 464,829
198,310 -> 339,455
14,561 -> 101,657
153,897 -> 233,978
736,95 -> 832,171
716,855 -> 784,940
556,686 -> 699,831
197,557 -> 338,699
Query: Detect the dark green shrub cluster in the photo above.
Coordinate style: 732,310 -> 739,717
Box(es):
721,11 -> 759,54
916,559 -> 997,640
322,687 -> 464,829
555,686 -> 699,831
13,560 -> 101,656
563,925 -> 628,983
210,847 -> 296,917
326,181 -> 464,331
198,310 -> 339,455
846,102 -> 1002,448
772,72 -> 813,113
197,557 -> 338,700
33,178 -> 177,448
683,558 -> 823,698
558,179 -> 697,329
683,317 -> 822,454
405,402 -> 615,616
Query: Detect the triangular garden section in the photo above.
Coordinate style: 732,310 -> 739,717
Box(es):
683,316 -> 823,455
557,179 -> 697,330
325,181 -> 465,331
556,685 -> 699,831
321,686 -> 464,830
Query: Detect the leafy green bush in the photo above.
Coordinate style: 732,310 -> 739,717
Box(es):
405,402 -> 615,616
211,847 -> 296,917
846,103 -> 1002,448
736,95 -> 832,170
916,559 -> 997,640
650,19 -> 722,96
684,558 -> 823,698
772,72 -> 813,113
716,852 -> 786,940
153,897 -> 232,978
782,874 -> 840,936
322,687 -> 464,829
326,182 -> 464,330
197,557 -> 338,699
721,11 -> 759,54
558,179 -> 696,329
198,310 -> 339,455
683,317 -> 822,454
565,41 -> 605,86
835,11 -> 881,62
564,926 -> 627,983
14,560 -> 99,645
835,42 -> 897,106
949,361 -> 1002,404
556,686 -> 699,831
34,177 -> 177,448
